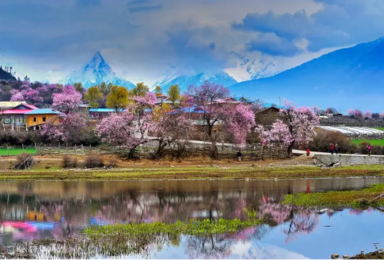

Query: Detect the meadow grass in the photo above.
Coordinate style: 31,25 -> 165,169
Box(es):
352,139 -> 384,146
0,148 -> 36,156
1,164 -> 384,180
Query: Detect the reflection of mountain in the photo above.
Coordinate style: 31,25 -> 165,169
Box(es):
61,51 -> 135,89
235,242 -> 309,259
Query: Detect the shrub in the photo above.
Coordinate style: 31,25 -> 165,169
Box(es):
84,155 -> 104,168
309,129 -> 357,153
13,153 -> 34,170
62,155 -> 78,168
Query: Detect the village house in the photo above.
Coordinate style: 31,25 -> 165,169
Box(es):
89,108 -> 116,120
0,103 -> 37,129
24,109 -> 63,128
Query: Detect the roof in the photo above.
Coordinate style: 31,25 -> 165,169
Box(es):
255,107 -> 281,114
0,101 -> 25,109
2,109 -> 33,115
261,103 -> 288,109
13,103 -> 38,110
24,109 -> 62,115
169,106 -> 206,114
89,108 -> 116,113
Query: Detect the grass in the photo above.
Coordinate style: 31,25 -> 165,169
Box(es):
85,210 -> 260,239
1,214 -> 262,258
1,164 -> 384,181
0,148 -> 36,156
352,139 -> 384,146
282,183 -> 384,207
375,127 -> 384,131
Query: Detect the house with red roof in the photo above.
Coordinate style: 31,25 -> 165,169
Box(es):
1,103 -> 37,128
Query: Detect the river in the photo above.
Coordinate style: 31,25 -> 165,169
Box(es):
0,178 -> 384,258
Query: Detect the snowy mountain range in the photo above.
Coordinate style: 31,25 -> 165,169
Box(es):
230,37 -> 384,111
60,51 -> 135,89
152,66 -> 238,93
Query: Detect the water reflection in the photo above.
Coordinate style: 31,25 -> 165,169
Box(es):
0,178 -> 383,258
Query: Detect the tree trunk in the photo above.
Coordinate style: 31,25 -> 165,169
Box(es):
156,139 -> 168,158
287,141 -> 295,158
207,124 -> 218,159
128,148 -> 136,159
210,140 -> 218,159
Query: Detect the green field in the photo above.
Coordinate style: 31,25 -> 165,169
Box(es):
0,148 -> 36,156
352,139 -> 384,146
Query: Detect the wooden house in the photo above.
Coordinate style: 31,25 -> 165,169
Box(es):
1,103 -> 37,127
89,108 -> 115,120
24,109 -> 63,127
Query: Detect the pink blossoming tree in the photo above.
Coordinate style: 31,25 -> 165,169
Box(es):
10,91 -> 25,101
188,82 -> 255,158
52,85 -> 82,114
96,92 -> 156,158
41,113 -> 88,145
280,100 -> 320,156
150,106 -> 192,157
256,119 -> 294,147
227,103 -> 256,146
348,109 -> 364,119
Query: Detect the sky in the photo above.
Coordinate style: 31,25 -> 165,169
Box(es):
1,0 -> 384,85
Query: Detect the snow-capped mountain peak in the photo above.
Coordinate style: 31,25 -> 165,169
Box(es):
152,66 -> 238,93
61,51 -> 135,89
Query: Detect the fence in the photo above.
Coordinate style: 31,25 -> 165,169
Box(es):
0,141 -> 289,160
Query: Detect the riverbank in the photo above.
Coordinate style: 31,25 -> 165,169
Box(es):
1,163 -> 384,181
283,183 -> 384,207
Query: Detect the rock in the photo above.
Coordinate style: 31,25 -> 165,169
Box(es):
342,255 -> 349,259
170,165 -> 175,168
331,254 -> 339,259
332,162 -> 341,168
270,164 -> 274,166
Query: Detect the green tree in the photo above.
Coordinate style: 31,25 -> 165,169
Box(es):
168,85 -> 180,106
85,86 -> 103,108
99,82 -> 110,96
106,86 -> 129,112
132,82 -> 149,97
74,83 -> 85,99
155,86 -> 162,96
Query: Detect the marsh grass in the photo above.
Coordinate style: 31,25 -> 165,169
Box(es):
1,213 -> 261,259
283,184 -> 384,207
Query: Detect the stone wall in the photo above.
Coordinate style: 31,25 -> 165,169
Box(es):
313,154 -> 384,166
320,117 -> 384,127
141,139 -> 288,160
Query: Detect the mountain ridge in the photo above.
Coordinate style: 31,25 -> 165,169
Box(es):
230,37 -> 384,111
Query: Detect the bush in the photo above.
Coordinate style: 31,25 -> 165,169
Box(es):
62,155 -> 78,168
13,153 -> 34,170
309,129 -> 357,153
84,155 -> 104,168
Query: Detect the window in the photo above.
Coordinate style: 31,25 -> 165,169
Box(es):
33,117 -> 37,123
43,117 -> 46,122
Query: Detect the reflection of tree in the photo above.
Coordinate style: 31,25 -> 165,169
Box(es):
185,234 -> 232,259
258,196 -> 319,243
283,208 -> 319,243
